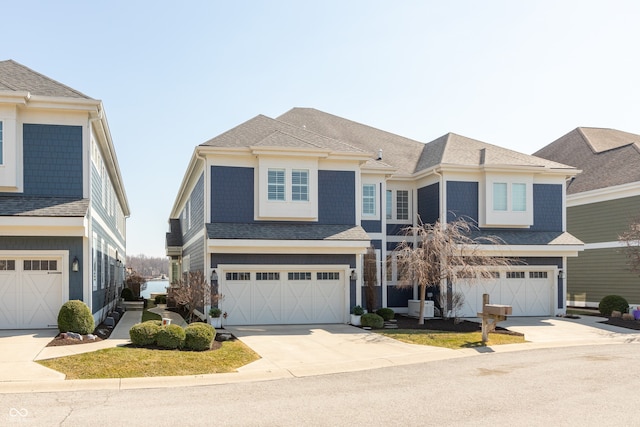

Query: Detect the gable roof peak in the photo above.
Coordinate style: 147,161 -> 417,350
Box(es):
0,59 -> 91,99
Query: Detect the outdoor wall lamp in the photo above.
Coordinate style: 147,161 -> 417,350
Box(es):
72,256 -> 79,272
558,269 -> 565,280
350,270 -> 358,281
211,269 -> 218,281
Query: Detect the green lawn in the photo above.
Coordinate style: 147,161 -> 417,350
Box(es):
376,329 -> 526,349
38,340 -> 259,379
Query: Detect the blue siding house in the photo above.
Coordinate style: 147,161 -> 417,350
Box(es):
167,108 -> 582,325
0,60 -> 129,329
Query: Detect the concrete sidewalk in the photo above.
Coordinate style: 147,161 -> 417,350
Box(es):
2,313 -> 640,394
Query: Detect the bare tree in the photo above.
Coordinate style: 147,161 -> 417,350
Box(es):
394,218 -> 513,324
170,270 -> 220,323
364,245 -> 378,312
619,218 -> 640,275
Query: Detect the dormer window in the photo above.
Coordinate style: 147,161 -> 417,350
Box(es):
483,174 -> 533,227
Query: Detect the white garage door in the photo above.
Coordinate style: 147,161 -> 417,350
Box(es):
221,270 -> 345,325
0,258 -> 64,329
455,269 -> 554,317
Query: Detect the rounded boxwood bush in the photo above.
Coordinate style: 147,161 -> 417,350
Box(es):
57,300 -> 95,334
376,308 -> 395,321
154,294 -> 167,304
351,305 -> 364,315
599,295 -> 629,317
120,287 -> 135,301
129,321 -> 162,346
184,323 -> 215,351
156,324 -> 186,349
361,313 -> 384,329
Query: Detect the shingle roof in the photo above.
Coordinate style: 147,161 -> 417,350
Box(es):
278,108 -> 574,174
470,230 -> 583,246
0,60 -> 91,99
534,127 -> 640,194
200,114 -> 367,154
207,223 -> 370,241
0,197 -> 89,217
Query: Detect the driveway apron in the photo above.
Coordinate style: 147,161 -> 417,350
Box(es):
0,329 -> 64,381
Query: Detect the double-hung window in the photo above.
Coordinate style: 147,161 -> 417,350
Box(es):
291,169 -> 309,201
493,182 -> 526,211
362,184 -> 376,216
268,169 -> 285,201
493,183 -> 508,211
386,189 -> 409,220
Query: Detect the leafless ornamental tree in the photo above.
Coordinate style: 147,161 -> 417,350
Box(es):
171,270 -> 215,323
394,218 -> 512,324
619,218 -> 640,275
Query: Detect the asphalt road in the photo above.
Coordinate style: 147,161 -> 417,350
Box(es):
1,344 -> 638,426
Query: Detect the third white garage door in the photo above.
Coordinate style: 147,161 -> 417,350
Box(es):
221,270 -> 346,325
454,269 -> 555,317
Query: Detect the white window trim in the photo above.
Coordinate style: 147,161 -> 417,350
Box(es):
385,188 -> 412,223
482,174 -> 533,227
362,183 -> 377,217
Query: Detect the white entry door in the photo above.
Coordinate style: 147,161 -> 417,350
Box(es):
454,269 -> 554,317
0,258 -> 64,329
222,270 -> 345,325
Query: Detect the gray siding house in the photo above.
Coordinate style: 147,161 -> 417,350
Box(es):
0,60 -> 129,329
535,127 -> 640,308
167,108 -> 582,325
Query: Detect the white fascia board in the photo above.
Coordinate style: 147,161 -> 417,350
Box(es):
208,239 -> 370,254
0,216 -> 87,236
26,95 -> 101,112
90,105 -> 130,216
471,244 -> 584,258
567,181 -> 640,207
217,263 -> 351,272
0,90 -> 30,104
170,150 -> 206,218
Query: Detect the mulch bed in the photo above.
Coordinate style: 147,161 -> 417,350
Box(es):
600,317 -> 640,330
392,315 -> 523,336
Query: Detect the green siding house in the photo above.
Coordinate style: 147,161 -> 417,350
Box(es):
535,127 -> 640,308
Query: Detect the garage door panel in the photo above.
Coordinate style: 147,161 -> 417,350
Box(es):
455,271 -> 553,317
254,282 -> 282,324
0,272 -> 19,329
22,272 -> 63,328
221,271 -> 344,325
224,281 -> 253,325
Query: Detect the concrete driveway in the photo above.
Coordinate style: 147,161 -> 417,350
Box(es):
0,329 -> 64,382
225,324 -> 462,377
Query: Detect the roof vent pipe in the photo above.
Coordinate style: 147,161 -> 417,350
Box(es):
377,149 -> 383,160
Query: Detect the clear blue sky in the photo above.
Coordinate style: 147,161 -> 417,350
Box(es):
3,1 -> 640,257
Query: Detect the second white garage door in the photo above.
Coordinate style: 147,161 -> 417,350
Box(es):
221,270 -> 346,325
0,257 -> 64,329
454,269 -> 555,317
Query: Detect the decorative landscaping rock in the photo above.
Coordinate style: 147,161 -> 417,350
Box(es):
66,332 -> 83,340
611,311 -> 622,318
95,329 -> 110,339
86,334 -> 97,341
215,333 -> 233,342
622,313 -> 634,321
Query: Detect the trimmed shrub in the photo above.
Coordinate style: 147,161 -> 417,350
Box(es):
351,305 -> 364,315
376,308 -> 395,321
599,295 -> 629,317
156,324 -> 186,349
361,313 -> 384,329
154,294 -> 167,304
57,300 -> 95,334
121,287 -> 135,301
129,321 -> 162,346
184,323 -> 215,351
